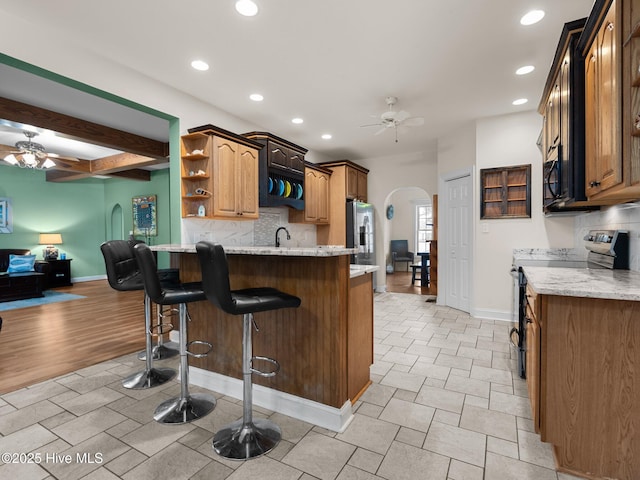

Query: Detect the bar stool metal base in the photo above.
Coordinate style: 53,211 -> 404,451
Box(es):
153,392 -> 216,424
121,367 -> 176,390
213,418 -> 281,460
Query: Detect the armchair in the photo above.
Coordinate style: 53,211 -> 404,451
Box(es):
390,240 -> 414,272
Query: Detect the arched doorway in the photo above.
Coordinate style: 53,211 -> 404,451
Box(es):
382,186 -> 434,296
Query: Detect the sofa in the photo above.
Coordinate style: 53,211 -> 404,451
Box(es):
0,249 -> 49,303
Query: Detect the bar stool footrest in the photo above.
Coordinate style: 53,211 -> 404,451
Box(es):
250,356 -> 280,377
186,340 -> 213,359
213,418 -> 281,460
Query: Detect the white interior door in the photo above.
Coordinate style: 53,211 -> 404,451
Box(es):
445,174 -> 471,312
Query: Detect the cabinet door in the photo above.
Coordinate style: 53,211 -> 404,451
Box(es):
596,2 -> 621,192
268,141 -> 289,170
546,80 -> 561,160
289,151 -> 305,175
346,167 -> 358,199
304,169 -> 319,222
212,137 -> 239,218
525,308 -> 540,433
317,172 -> 330,223
559,52 -> 571,162
237,145 -> 259,218
357,170 -> 368,202
585,41 -> 599,196
586,1 -> 622,197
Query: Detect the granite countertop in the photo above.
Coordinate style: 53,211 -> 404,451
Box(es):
152,244 -> 358,257
350,265 -> 379,278
522,265 -> 640,301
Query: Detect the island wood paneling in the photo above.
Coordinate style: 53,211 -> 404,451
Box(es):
348,273 -> 373,401
541,295 -> 640,480
180,253 -> 359,408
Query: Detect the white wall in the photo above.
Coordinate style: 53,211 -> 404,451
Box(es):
358,149 -> 438,291
473,111 -> 574,319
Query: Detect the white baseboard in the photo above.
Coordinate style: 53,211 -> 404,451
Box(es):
188,366 -> 354,433
471,307 -> 513,323
72,274 -> 107,283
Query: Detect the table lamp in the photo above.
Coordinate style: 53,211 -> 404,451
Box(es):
39,233 -> 63,260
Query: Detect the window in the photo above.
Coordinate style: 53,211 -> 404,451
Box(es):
416,204 -> 433,253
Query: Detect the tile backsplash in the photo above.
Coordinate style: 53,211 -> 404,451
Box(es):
574,201 -> 640,271
182,207 -> 317,248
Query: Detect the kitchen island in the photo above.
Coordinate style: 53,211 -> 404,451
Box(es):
153,244 -> 377,431
522,266 -> 640,480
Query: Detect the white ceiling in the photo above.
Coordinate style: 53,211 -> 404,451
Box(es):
0,0 -> 595,162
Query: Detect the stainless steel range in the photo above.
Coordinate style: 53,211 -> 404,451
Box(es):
510,229 -> 629,378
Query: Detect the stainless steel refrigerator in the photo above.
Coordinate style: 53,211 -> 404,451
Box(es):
346,200 -> 375,265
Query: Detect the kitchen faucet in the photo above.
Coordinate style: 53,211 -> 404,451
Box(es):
275,227 -> 290,247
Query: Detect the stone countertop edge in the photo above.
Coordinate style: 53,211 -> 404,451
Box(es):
349,265 -> 379,278
151,244 -> 358,257
522,265 -> 640,301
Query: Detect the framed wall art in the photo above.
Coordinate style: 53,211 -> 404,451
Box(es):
132,194 -> 157,237
0,197 -> 13,233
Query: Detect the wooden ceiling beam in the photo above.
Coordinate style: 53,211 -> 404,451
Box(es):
89,152 -> 159,174
0,96 -> 169,159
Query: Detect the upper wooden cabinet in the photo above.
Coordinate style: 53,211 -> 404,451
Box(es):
289,163 -> 331,224
579,0 -> 640,201
181,126 -> 261,220
584,0 -> 622,198
316,160 -> 369,245
537,18 -> 596,213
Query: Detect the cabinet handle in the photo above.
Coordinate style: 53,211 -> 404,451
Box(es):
526,317 -> 533,324
607,22 -> 614,31
590,180 -> 601,187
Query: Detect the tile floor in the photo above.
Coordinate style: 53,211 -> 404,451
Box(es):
0,292 -> 584,480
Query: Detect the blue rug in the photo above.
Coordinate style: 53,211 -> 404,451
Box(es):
0,291 -> 86,311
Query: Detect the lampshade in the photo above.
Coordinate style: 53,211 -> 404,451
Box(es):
39,233 -> 63,245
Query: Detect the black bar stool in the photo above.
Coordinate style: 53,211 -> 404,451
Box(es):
100,240 -> 177,389
196,241 -> 301,460
128,240 -> 180,362
133,242 -> 216,424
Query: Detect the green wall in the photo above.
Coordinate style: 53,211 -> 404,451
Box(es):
0,164 -> 171,278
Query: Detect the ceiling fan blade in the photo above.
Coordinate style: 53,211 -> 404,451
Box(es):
48,153 -> 80,162
374,126 -> 388,135
360,122 -> 384,128
402,116 -> 425,127
395,110 -> 411,122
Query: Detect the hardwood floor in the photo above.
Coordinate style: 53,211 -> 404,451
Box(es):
0,280 -> 147,394
386,270 -> 433,295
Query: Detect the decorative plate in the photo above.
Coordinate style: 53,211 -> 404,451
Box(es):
386,205 -> 394,219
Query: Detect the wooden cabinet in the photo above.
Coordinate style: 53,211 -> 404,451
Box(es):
585,0 -> 622,198
316,160 -> 369,246
181,126 -> 261,220
480,165 -> 531,219
525,281 -> 640,479
242,132 -> 307,210
347,272 -> 373,402
289,163 -> 331,224
346,166 -> 368,202
524,284 -> 540,433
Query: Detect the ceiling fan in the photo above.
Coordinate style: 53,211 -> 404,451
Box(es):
0,131 -> 78,169
360,96 -> 425,142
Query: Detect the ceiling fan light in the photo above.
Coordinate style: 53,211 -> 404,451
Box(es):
4,154 -> 18,165
42,158 -> 56,169
23,153 -> 36,165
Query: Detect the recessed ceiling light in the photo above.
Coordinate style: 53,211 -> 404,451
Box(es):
235,0 -> 258,16
249,93 -> 264,102
291,118 -> 304,124
191,60 -> 209,71
516,65 -> 535,75
321,134 -> 332,140
520,10 -> 545,26
512,98 -> 528,106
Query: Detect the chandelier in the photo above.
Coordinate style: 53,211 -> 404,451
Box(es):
2,131 -> 56,169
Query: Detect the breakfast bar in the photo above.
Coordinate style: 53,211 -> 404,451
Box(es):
153,244 -> 378,431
